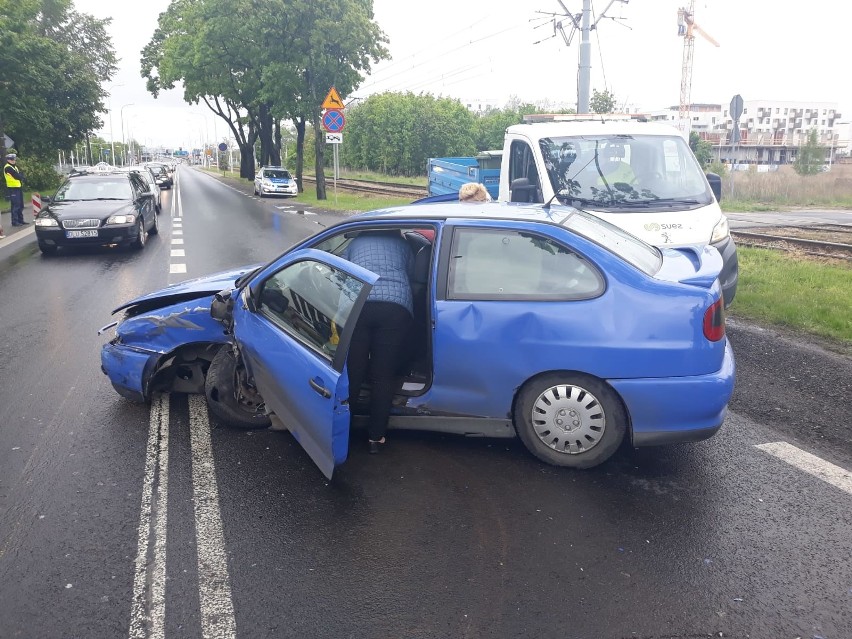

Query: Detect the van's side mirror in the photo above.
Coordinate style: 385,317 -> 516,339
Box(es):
706,172 -> 722,203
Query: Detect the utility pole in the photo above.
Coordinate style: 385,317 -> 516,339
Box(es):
548,1 -> 629,113
577,1 -> 592,113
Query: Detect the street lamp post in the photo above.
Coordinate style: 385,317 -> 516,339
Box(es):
107,84 -> 124,165
120,104 -> 135,165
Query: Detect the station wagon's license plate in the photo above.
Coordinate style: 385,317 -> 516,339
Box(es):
66,230 -> 98,238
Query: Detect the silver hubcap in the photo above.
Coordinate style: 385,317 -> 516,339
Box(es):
530,384 -> 606,455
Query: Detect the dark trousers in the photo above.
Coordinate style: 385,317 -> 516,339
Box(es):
9,189 -> 24,224
347,301 -> 412,441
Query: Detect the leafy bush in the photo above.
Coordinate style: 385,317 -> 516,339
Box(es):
707,161 -> 728,177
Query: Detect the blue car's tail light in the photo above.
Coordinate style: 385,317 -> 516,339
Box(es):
703,298 -> 725,341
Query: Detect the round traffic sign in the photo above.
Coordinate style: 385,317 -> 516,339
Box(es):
322,109 -> 346,133
218,142 -> 228,152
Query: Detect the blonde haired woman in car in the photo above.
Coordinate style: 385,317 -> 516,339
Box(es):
459,182 -> 491,202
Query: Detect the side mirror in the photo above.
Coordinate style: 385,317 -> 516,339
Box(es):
706,172 -> 722,203
210,290 -> 236,329
41,195 -> 52,203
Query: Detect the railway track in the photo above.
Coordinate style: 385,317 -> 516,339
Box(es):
302,175 -> 427,199
731,224 -> 852,261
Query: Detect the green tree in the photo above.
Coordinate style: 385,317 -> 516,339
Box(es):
793,128 -> 825,176
473,103 -> 540,151
266,0 -> 388,198
142,0 -> 267,180
340,92 -> 475,176
142,0 -> 388,196
0,0 -> 116,159
689,131 -> 713,168
589,89 -> 616,114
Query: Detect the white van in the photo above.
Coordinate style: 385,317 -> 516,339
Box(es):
497,117 -> 738,305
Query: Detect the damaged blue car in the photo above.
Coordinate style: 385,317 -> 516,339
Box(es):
100,202 -> 735,478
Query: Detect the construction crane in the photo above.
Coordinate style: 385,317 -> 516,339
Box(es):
678,1 -> 719,135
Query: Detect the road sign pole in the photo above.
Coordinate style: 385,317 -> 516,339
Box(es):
333,144 -> 339,205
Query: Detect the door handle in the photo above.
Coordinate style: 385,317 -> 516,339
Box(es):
309,378 -> 332,399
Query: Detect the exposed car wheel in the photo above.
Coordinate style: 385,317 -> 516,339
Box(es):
205,346 -> 271,429
514,373 -> 626,469
38,242 -> 57,255
258,189 -> 264,198
149,210 -> 159,235
155,202 -> 161,215
132,217 -> 147,250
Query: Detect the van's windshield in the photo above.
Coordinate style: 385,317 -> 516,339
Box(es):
540,134 -> 713,210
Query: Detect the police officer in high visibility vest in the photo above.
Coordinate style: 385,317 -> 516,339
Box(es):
4,153 -> 27,227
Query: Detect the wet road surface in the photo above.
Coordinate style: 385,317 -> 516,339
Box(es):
0,168 -> 850,639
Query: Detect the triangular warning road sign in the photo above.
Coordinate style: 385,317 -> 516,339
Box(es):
321,87 -> 345,110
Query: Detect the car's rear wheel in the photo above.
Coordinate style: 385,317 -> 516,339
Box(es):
132,217 -> 147,250
205,346 -> 271,429
38,241 -> 57,255
514,373 -> 626,469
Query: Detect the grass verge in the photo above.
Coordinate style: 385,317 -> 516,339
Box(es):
729,246 -> 852,344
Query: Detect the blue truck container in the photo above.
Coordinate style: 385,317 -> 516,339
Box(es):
427,151 -> 502,200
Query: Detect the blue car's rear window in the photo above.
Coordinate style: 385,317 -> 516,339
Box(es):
561,210 -> 662,275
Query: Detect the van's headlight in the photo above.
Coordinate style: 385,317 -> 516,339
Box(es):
35,217 -> 59,227
105,213 -> 136,225
710,215 -> 729,244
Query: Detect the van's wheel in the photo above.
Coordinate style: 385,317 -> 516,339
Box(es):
205,346 -> 271,429
513,373 -> 626,469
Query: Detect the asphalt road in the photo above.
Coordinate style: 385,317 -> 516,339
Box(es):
0,168 -> 850,639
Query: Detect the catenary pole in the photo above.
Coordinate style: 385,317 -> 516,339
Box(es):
577,0 -> 592,113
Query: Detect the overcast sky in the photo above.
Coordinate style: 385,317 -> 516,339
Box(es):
73,0 -> 852,149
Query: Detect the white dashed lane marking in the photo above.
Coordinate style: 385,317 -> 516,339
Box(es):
188,394 -> 237,638
756,441 -> 852,495
168,177 -> 186,281
129,394 -> 170,639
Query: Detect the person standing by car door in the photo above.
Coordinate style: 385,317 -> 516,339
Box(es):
4,153 -> 27,226
343,230 -> 415,454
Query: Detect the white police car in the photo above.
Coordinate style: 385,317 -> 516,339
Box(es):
253,166 -> 298,198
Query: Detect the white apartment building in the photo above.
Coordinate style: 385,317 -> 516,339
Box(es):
645,100 -> 844,165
